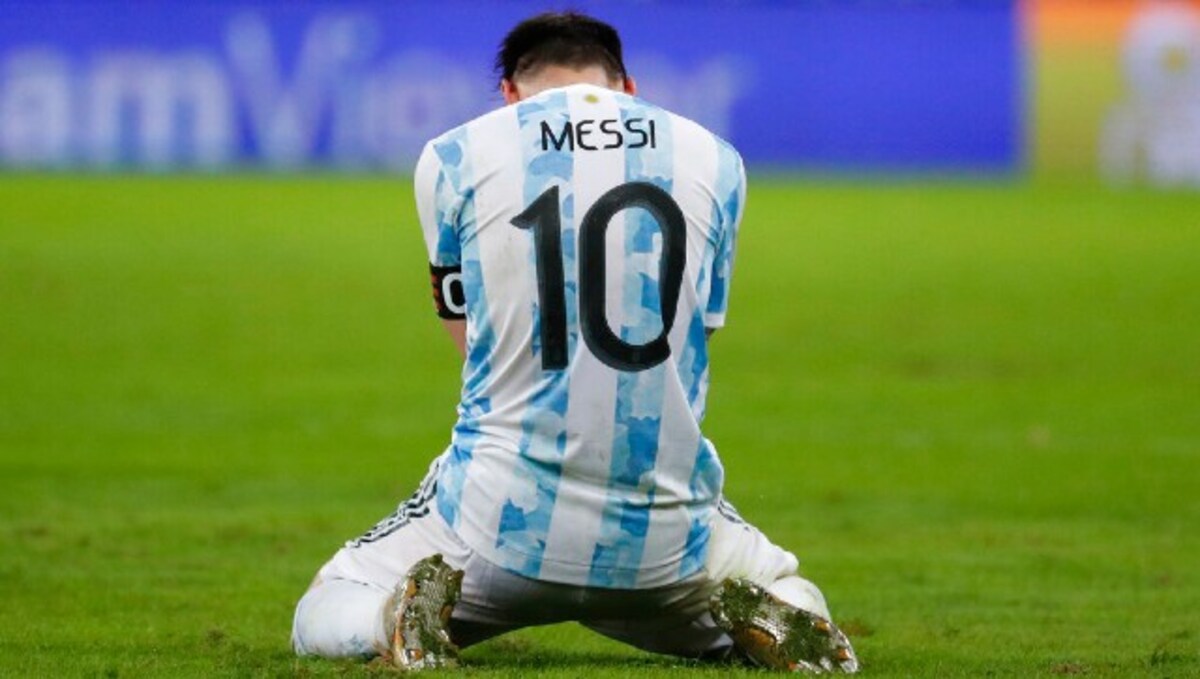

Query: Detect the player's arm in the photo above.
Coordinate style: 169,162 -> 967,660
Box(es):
704,150 -> 747,337
414,141 -> 467,359
441,319 -> 466,358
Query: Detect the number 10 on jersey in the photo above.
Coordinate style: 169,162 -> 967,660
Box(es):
511,182 -> 687,373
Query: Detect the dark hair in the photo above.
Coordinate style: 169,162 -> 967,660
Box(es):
495,11 -> 626,86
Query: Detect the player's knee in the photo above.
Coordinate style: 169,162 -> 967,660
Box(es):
291,579 -> 388,658
290,587 -> 318,656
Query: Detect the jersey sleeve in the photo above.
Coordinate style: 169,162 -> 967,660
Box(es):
704,149 -> 746,329
414,140 -> 462,267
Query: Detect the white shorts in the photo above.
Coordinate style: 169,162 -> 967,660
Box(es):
293,462 -> 824,659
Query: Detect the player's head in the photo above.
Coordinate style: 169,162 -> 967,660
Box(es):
496,11 -> 637,104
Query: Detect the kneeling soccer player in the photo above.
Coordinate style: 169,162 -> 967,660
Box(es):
292,11 -> 859,674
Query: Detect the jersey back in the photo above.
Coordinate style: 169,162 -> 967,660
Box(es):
415,83 -> 745,589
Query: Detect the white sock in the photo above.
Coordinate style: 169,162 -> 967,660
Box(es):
292,579 -> 390,658
767,575 -> 832,621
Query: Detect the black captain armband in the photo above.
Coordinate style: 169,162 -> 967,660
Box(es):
430,264 -> 466,320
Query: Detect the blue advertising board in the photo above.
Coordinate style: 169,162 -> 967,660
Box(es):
0,1 -> 1022,172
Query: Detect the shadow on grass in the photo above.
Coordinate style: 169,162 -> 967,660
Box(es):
289,634 -> 751,677
293,655 -> 731,678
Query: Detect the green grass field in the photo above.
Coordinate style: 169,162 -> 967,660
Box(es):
1,176 -> 1198,677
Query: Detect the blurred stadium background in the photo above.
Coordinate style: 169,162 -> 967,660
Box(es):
2,0 -> 1199,182
1,1 -> 1198,677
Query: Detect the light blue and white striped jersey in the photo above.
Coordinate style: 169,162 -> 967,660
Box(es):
414,83 -> 745,589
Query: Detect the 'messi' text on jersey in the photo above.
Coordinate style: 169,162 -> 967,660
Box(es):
540,118 -> 658,152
